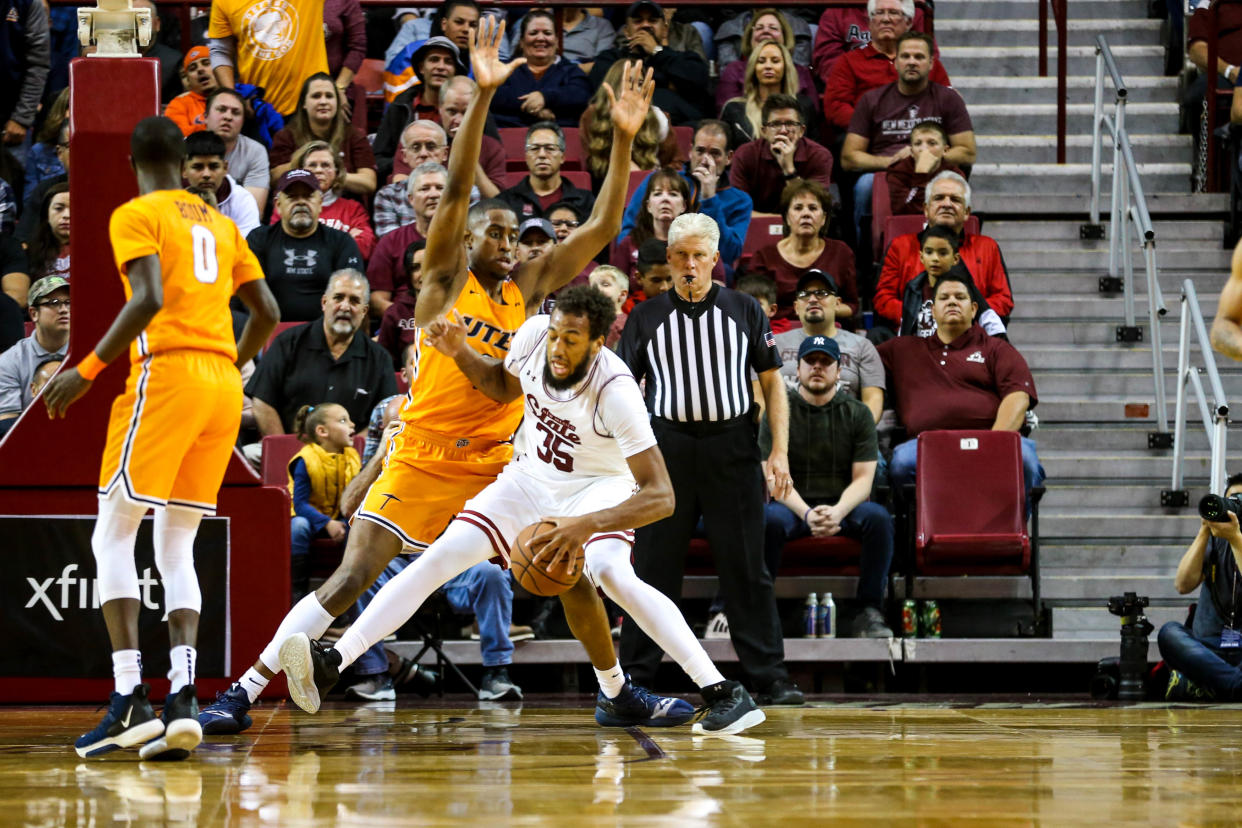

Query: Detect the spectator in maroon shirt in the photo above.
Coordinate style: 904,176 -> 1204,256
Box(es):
885,119 -> 962,216
748,179 -> 858,323
324,0 -> 366,128
812,0 -> 937,88
729,94 -> 834,216
367,161 -> 444,316
878,274 -> 1044,498
841,32 -> 974,244
375,240 -> 424,366
269,73 -> 378,199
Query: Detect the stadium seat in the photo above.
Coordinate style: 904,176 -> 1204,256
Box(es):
625,169 -> 650,205
881,213 -> 981,259
499,127 -> 528,171
673,125 -> 693,160
913,429 -> 1041,611
742,216 -> 785,259
871,171 -> 892,260
561,127 -> 583,171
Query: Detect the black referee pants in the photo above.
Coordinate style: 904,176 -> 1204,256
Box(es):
619,417 -> 789,690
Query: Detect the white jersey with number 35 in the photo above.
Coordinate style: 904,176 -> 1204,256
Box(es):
503,314 -> 656,486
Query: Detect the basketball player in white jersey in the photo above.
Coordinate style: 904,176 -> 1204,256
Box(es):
280,286 -> 765,736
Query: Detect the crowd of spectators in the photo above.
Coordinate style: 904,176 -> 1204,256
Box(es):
0,0 -> 1060,664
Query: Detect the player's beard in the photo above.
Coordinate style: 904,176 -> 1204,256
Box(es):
543,355 -> 590,391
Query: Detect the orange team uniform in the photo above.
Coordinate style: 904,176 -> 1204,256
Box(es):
358,271 -> 526,550
98,190 -> 265,513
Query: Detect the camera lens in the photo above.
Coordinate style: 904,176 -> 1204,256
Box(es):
1199,494 -> 1229,522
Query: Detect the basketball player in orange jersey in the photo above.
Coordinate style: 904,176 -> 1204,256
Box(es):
197,18 -> 671,731
41,116 -> 280,760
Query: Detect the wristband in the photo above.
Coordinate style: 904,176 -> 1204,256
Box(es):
803,507 -> 813,525
77,350 -> 107,381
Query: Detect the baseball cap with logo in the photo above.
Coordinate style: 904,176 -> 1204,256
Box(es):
797,334 -> 840,364
28,275 -> 70,307
519,217 -> 556,242
275,169 -> 320,195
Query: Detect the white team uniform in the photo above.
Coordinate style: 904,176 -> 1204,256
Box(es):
455,314 -> 656,579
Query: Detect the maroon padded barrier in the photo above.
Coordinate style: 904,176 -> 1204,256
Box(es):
0,59 -> 290,702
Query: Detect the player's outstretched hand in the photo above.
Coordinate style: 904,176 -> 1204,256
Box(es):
471,15 -> 525,91
604,60 -> 654,140
43,367 -> 92,419
530,515 -> 593,578
423,310 -> 468,357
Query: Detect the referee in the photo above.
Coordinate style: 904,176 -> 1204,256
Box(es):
617,213 -> 803,705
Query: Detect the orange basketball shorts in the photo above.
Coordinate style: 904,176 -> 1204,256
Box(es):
98,349 -> 242,513
356,424 -> 513,551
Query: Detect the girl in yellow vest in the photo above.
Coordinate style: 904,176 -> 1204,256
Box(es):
289,403 -> 361,600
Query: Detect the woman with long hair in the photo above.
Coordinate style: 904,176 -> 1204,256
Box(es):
720,41 -> 805,145
611,167 -> 724,287
269,73 -> 377,197
28,182 -> 70,281
492,10 -> 592,128
715,9 -> 818,110
270,141 -> 376,260
749,179 -> 858,323
580,60 -> 680,186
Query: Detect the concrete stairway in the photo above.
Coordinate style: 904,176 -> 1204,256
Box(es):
932,0 -> 1240,640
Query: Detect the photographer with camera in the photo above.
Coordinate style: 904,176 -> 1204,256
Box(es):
1157,473 -> 1242,701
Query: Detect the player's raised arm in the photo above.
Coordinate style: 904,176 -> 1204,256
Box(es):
416,16 -> 526,328
516,62 -> 654,315
43,254 -> 165,418
423,310 -> 523,403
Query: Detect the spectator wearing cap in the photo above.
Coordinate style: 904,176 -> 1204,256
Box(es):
761,334 -> 895,639
207,0 -> 329,120
621,120 -> 752,270
271,140 -> 376,260
247,169 -> 363,322
498,122 -> 595,222
375,35 -> 466,158
184,130 -> 260,238
0,275 -> 68,434
374,240 -> 424,367
748,179 -> 858,323
492,10 -> 592,129
204,87 -> 270,209
588,0 -> 711,125
517,217 -> 557,265
877,272 -> 1044,502
729,94 -> 834,216
269,73 -> 378,199
165,45 -> 219,136
367,161 -> 445,317
773,270 -> 884,422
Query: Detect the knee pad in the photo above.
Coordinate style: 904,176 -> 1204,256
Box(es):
91,493 -> 148,604
154,507 -> 203,614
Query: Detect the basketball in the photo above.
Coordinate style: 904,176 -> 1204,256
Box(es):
510,521 -> 584,597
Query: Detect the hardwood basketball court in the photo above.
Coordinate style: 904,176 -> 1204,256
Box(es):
9,697 -> 1240,824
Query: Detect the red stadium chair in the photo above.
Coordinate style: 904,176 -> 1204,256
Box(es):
881,214 -> 980,259
265,321 -> 302,353
499,127 -> 528,171
673,125 -> 693,161
625,169 -> 651,205
561,126 -> 583,171
561,169 -> 591,191
871,171 -> 892,260
742,216 -> 785,258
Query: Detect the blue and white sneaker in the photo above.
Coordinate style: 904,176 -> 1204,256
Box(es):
197,683 -> 253,735
75,683 -> 166,758
595,679 -> 695,727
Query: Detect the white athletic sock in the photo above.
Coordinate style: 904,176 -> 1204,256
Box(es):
594,663 -> 626,698
587,538 -> 726,689
113,649 -> 142,696
257,593 -> 336,674
168,645 -> 196,693
239,668 -> 268,704
335,520 -> 492,670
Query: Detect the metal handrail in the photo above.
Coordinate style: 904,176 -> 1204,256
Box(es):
1088,34 -> 1169,434
1171,279 -> 1230,496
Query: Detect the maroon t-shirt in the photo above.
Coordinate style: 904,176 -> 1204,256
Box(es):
270,126 -> 377,173
848,82 -> 973,158
877,324 -> 1037,437
367,222 -> 424,298
1188,2 -> 1242,64
748,239 -> 858,320
537,186 -> 564,212
727,137 -> 835,215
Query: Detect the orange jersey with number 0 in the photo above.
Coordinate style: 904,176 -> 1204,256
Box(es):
109,189 -> 265,364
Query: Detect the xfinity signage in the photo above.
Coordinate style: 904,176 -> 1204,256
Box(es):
1,516 -> 229,677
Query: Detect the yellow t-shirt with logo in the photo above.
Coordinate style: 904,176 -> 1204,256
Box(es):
207,0 -> 328,116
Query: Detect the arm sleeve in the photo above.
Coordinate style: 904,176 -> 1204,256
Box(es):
851,404 -> 879,463
291,459 -> 333,531
13,0 -> 50,128
372,187 -> 403,238
332,231 -> 364,272
342,0 -> 367,73
981,239 -> 1014,317
543,65 -> 593,120
597,375 -> 659,457
344,201 -> 375,260
207,36 -> 236,70
991,341 -> 1038,405
480,137 -> 507,189
108,202 -> 161,271
244,331 -> 287,404
230,221 -> 266,288
229,187 -> 262,238
650,48 -> 709,96
846,90 -> 875,139
348,130 -> 376,173
0,352 -> 22,414
747,300 -> 782,374
941,87 -> 973,135
728,144 -> 751,192
714,61 -> 743,110
239,142 -> 270,188
857,336 -> 886,391
873,237 -> 908,324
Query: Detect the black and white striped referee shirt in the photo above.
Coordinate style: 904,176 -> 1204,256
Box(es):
618,285 -> 782,422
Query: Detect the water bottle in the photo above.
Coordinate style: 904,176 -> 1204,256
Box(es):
803,593 -> 818,638
821,593 -> 836,639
